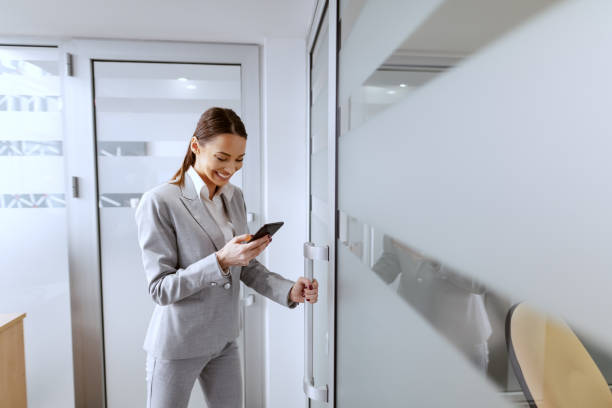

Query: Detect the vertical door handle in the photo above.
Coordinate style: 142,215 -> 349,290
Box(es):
240,294 -> 256,329
303,242 -> 329,402
244,294 -> 255,307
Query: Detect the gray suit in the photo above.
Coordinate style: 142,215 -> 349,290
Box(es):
135,175 -> 297,361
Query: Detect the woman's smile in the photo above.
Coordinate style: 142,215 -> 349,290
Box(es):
214,169 -> 233,181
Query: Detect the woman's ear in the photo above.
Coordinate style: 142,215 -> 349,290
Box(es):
190,137 -> 200,154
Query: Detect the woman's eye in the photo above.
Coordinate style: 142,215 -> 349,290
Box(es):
216,156 -> 227,162
236,159 -> 244,162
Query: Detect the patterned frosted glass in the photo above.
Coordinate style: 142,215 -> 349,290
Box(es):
0,46 -> 75,407
93,61 -> 242,408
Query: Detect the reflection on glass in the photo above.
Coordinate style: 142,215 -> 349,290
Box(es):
348,61 -> 449,132
339,0 -> 560,135
373,234 -> 491,372
339,213 -> 612,395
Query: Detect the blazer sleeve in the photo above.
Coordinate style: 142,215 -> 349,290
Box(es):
240,259 -> 298,309
235,188 -> 297,309
135,191 -> 230,306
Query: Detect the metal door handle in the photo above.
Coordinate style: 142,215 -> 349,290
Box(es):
303,242 -> 329,402
244,294 -> 255,307
240,294 -> 256,329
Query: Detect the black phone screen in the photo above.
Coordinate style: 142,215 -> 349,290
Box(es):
250,221 -> 284,241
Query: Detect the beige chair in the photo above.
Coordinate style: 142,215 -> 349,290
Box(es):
506,303 -> 612,407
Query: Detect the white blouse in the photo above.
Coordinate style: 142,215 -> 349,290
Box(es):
186,165 -> 236,245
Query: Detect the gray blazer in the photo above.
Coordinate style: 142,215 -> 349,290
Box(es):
135,175 -> 297,359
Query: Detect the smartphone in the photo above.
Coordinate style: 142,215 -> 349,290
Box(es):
246,221 -> 284,242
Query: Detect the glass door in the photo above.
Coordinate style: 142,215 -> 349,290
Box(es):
62,40 -> 262,408
91,60 -> 243,408
305,2 -> 337,406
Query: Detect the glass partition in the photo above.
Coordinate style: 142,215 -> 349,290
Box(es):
0,45 -> 75,408
336,0 -> 612,405
309,8 -> 331,408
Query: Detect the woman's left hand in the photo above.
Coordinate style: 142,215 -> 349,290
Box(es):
290,277 -> 319,304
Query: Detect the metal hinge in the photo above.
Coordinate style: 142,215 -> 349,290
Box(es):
71,176 -> 79,198
337,18 -> 342,51
336,105 -> 341,137
65,53 -> 74,77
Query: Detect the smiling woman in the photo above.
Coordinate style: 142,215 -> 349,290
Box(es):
135,105 -> 318,408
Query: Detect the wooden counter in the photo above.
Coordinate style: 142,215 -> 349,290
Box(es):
0,313 -> 27,408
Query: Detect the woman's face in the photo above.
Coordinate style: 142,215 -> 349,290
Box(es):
192,133 -> 246,188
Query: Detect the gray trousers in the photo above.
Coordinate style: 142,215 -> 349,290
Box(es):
146,340 -> 242,408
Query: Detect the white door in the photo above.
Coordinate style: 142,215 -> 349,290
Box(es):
62,39 -> 264,407
304,2 -> 337,407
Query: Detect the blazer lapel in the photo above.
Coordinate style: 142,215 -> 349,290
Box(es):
221,192 -> 248,236
179,175 -> 226,251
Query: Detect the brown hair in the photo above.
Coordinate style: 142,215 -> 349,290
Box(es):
170,107 -> 247,186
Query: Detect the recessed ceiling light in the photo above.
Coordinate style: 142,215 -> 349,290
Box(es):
178,77 -> 188,82
387,90 -> 396,95
186,84 -> 196,90
399,83 -> 407,88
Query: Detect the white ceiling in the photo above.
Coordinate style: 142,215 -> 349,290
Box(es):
0,0 -> 318,44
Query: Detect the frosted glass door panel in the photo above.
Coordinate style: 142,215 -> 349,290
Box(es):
0,45 -> 75,408
93,61 -> 242,408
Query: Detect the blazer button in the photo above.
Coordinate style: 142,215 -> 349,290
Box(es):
223,282 -> 231,290
210,282 -> 217,287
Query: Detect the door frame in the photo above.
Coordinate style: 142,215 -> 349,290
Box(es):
306,0 -> 338,406
59,38 -> 264,407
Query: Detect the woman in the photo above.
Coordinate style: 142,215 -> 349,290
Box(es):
135,107 -> 319,408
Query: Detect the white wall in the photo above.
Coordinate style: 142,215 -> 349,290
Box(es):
261,37 -> 308,408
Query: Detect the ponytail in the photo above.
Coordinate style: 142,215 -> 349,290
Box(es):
169,141 -> 196,186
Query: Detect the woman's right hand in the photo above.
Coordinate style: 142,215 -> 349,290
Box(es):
215,233 -> 271,270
